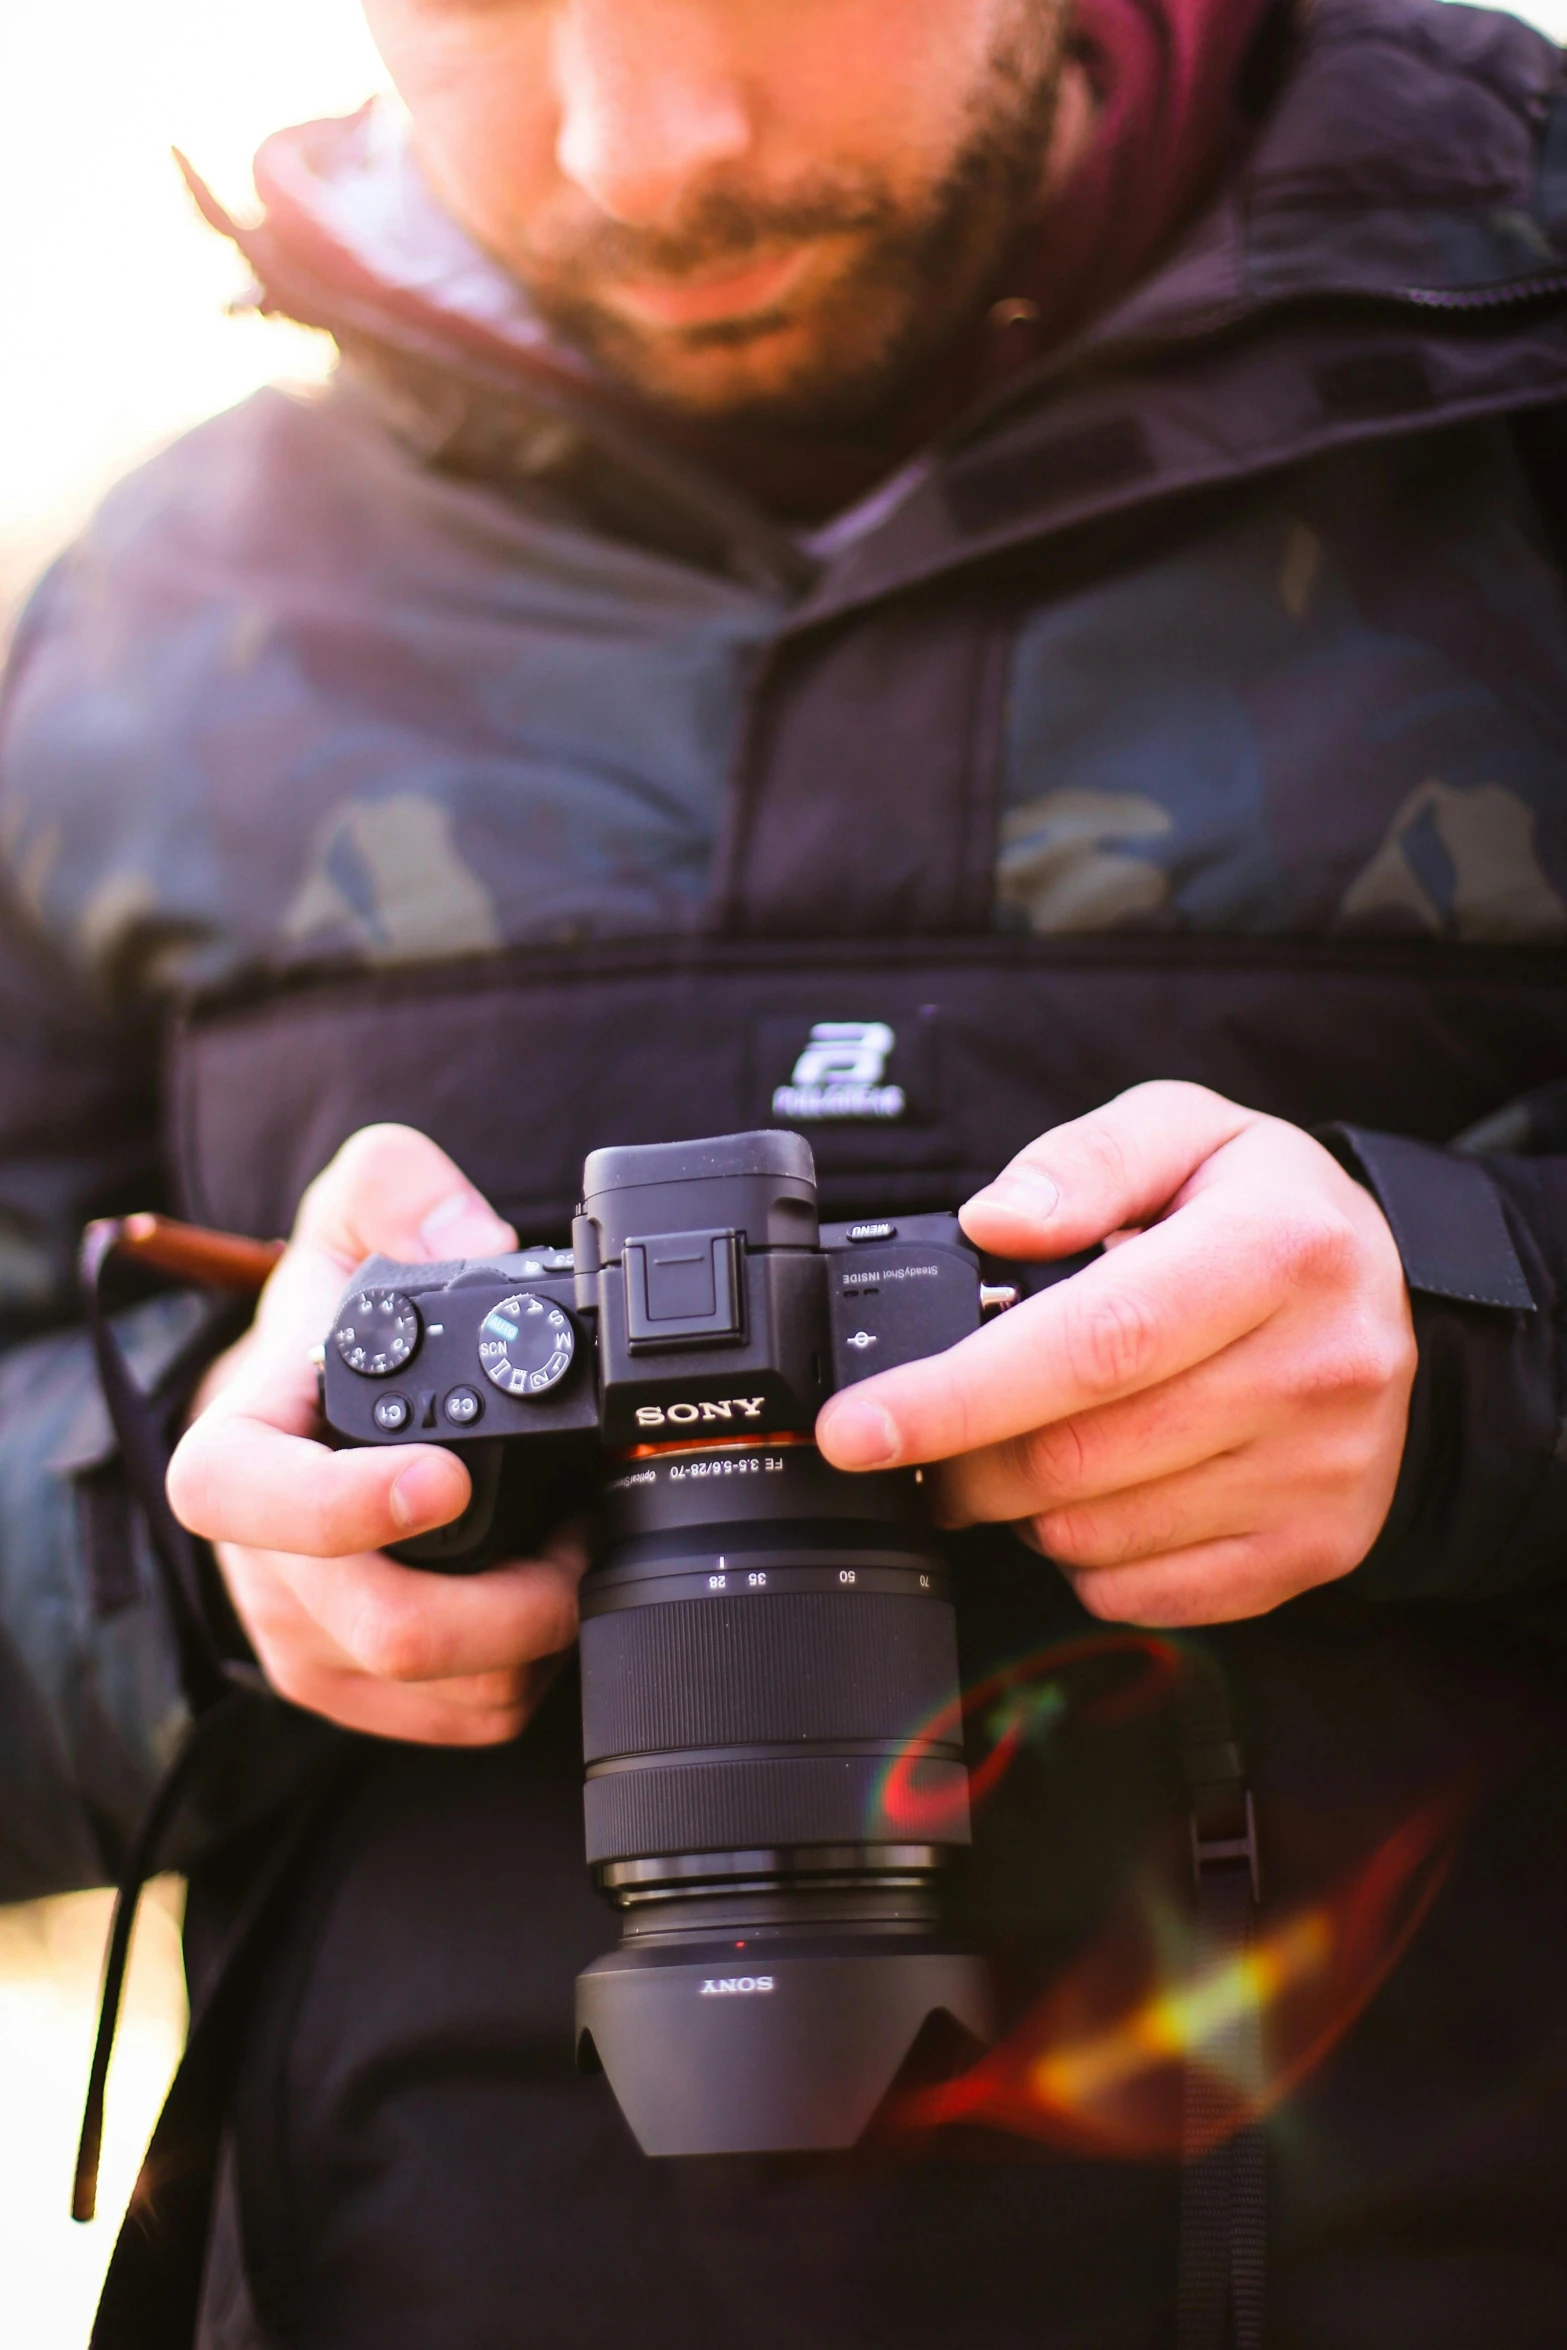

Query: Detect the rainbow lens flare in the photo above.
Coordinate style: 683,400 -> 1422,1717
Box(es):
874,1635 -> 1472,2159
876,1630 -> 1185,1839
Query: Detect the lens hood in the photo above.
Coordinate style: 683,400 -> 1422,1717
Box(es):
576,1935 -> 992,2156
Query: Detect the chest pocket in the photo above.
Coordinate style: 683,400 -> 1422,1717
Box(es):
171,932 -> 1567,1242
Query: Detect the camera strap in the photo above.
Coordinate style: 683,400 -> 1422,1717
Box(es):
70,1219 -> 295,2240
82,1716 -> 359,2349
1176,1642 -> 1266,2350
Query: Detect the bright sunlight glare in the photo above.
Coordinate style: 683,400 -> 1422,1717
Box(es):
0,0 -> 386,622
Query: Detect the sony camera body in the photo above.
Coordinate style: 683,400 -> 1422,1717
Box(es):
322,1130 -> 988,1569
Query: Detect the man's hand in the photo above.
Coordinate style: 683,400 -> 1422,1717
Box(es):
167,1125 -> 586,1744
816,1083 -> 1417,1626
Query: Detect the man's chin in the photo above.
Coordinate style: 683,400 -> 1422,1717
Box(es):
614,322 -> 827,421
569,309 -> 920,434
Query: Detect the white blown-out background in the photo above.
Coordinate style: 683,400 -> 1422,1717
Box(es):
0,0 -> 385,623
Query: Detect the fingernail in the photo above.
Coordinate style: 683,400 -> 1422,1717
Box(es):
819,1395 -> 901,1470
418,1189 -> 513,1262
964,1169 -> 1060,1227
390,1457 -> 462,1533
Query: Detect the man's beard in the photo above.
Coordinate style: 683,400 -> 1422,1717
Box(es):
517,10 -> 1071,434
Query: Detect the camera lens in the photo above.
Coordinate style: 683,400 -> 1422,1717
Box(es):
575,1438 -> 991,2156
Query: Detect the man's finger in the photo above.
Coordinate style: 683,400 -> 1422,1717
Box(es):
243,1632 -> 538,1746
958,1081 -> 1261,1260
1057,1533 -> 1352,1628
274,1539 -> 587,1684
293,1121 -> 518,1272
932,1336 -> 1284,1526
817,1179 -> 1290,1470
285,1678 -> 535,1747
233,1127 -> 518,1375
216,1544 -> 556,1744
1022,1451 -> 1278,1571
169,1411 -> 472,1555
219,1545 -> 520,1703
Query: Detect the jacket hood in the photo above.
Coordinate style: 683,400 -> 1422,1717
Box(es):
240,102 -> 601,408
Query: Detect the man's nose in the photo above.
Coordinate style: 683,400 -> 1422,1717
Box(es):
553,0 -> 755,226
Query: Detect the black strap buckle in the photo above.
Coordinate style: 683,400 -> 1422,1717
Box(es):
1190,1782 -> 1261,1904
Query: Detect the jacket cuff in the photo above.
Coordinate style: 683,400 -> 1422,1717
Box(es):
1318,1125 -> 1563,1602
1323,1125 -> 1532,1308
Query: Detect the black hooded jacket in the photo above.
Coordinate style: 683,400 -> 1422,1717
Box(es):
5,1 -> 1567,2342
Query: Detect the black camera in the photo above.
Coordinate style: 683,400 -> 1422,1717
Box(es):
322,1131 -> 1002,2156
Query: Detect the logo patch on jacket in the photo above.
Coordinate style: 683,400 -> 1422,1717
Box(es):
750,1008 -> 940,1130
771,1022 -> 905,1121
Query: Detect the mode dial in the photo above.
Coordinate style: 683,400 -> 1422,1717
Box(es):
334,1291 -> 421,1378
478,1293 -> 576,1399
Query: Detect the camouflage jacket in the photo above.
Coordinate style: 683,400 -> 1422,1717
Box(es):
4,0 -> 1567,1894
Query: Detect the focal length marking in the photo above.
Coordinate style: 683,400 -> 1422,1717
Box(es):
578,1557 -> 942,1613
673,1455 -> 785,1483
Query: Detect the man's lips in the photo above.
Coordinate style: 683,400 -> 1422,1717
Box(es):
600,246 -> 814,330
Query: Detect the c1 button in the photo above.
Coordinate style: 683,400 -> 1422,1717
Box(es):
444,1387 -> 483,1427
373,1394 -> 412,1434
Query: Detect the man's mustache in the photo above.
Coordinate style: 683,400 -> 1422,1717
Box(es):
529,182 -> 900,283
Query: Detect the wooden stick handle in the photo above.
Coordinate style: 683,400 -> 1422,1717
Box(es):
104,1213 -> 285,1292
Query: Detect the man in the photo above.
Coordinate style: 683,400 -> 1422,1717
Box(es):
3,0 -> 1567,2341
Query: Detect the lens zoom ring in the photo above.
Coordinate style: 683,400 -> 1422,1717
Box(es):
584,1754 -> 970,1863
579,1593 -> 958,1760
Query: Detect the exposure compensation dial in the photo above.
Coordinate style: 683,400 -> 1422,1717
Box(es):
478,1292 -> 576,1399
333,1290 -> 421,1378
